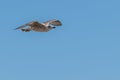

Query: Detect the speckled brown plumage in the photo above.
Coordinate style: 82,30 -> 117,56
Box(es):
15,19 -> 62,32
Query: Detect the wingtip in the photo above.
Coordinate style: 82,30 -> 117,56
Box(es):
14,28 -> 18,30
14,27 -> 21,30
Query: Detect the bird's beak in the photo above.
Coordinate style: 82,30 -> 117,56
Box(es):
52,27 -> 56,29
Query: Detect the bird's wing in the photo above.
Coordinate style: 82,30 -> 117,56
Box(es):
43,19 -> 62,26
30,21 -> 45,28
14,23 -> 30,30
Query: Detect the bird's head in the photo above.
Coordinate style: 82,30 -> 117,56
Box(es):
48,26 -> 56,30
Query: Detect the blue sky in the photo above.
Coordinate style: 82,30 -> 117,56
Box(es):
0,0 -> 120,80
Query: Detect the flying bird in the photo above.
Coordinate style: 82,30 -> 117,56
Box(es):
15,19 -> 62,32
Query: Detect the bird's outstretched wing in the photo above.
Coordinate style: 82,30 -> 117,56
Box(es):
43,19 -> 62,26
14,23 -> 30,30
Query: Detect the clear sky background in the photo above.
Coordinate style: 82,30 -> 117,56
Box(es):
0,0 -> 120,80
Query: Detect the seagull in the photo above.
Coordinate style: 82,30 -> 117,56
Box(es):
15,19 -> 62,32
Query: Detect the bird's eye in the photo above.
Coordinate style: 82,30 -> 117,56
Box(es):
48,26 -> 51,28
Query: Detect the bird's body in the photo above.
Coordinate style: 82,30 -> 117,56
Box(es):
15,19 -> 62,32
